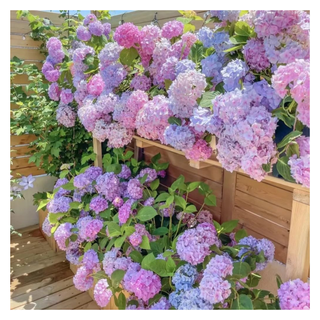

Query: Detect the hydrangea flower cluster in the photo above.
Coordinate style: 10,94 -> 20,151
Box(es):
94,279 -> 113,308
278,279 -> 310,310
128,224 -> 152,248
176,223 -> 220,265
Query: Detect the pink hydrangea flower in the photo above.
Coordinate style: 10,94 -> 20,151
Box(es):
87,74 -> 105,96
114,22 -> 140,48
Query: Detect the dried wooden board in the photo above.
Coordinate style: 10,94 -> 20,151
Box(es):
75,301 -> 100,310
14,286 -> 82,310
10,144 -> 35,157
221,170 -> 237,223
45,292 -> 92,310
11,268 -> 74,298
11,277 -> 74,309
11,156 -> 35,170
11,251 -> 58,269
10,48 -> 45,61
11,166 -> 46,178
233,207 -> 289,247
11,134 -> 37,146
235,190 -> 291,229
236,174 -> 293,210
11,253 -> 67,278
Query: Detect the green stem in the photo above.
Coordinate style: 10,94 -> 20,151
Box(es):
195,202 -> 205,218
174,212 -> 185,238
168,213 -> 173,239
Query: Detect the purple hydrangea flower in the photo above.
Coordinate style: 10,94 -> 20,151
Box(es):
175,59 -> 196,76
94,279 -> 113,307
127,179 -> 143,200
161,20 -> 184,40
221,59 -> 249,92
48,82 -> 61,101
164,125 -> 196,151
82,249 -> 101,271
137,168 -> 158,183
77,216 -> 103,242
54,222 -> 73,251
118,199 -> 136,224
60,89 -> 73,104
89,196 -> 108,214
77,25 -> 92,41
42,216 -> 53,237
47,196 -> 71,213
95,172 -> 120,202
114,22 -> 140,48
117,164 -> 131,179
199,276 -> 231,304
112,197 -> 124,208
149,297 -> 171,310
89,21 -> 104,36
73,266 -> 94,291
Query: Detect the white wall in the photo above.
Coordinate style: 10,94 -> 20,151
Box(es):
10,175 -> 57,230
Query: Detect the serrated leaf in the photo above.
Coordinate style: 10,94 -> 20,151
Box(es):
120,47 -> 139,66
198,91 -> 219,108
141,252 -> 156,270
107,221 -> 122,237
149,259 -> 170,276
114,235 -> 126,248
152,227 -> 169,236
111,269 -> 126,287
168,116 -> 182,126
155,192 -> 169,203
221,220 -> 238,233
185,205 -> 197,213
129,250 -> 143,263
276,156 -> 296,182
204,194 -> 216,206
232,261 -> 252,279
235,229 -> 247,242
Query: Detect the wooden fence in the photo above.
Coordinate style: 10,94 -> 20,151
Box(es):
10,10 -> 63,177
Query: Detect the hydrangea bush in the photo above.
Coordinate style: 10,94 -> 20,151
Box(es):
37,149 -> 310,310
41,10 -> 310,187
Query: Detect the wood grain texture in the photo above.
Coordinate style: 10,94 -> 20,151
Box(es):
11,48 -> 45,61
45,292 -> 93,310
286,191 -> 310,281
221,170 -> 237,223
93,138 -> 102,167
236,174 -> 293,210
234,207 -> 289,247
10,156 -> 35,170
11,166 -> 46,178
11,34 -> 41,47
10,144 -> 35,157
11,134 -> 37,146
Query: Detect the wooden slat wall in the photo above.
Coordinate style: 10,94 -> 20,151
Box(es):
142,146 -> 298,264
10,10 -> 62,177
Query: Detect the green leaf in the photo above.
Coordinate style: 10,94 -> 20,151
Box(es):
276,156 -> 296,183
152,227 -> 169,236
141,253 -> 156,270
48,213 -> 65,224
124,226 -> 135,237
235,21 -> 255,37
184,204 -> 197,213
149,259 -> 170,277
221,220 -> 239,233
168,116 -> 182,126
59,170 -> 69,178
120,47 -> 139,66
61,182 -> 75,190
246,273 -> 261,287
189,42 -> 204,62
105,164 -> 122,174
229,35 -> 249,44
166,257 -> 176,273
155,192 -> 170,203
277,131 -> 302,149
69,202 -> 80,209
70,234 -> 78,242
140,235 -> 151,250
262,163 -> 271,173
204,194 -> 216,206
129,250 -> 143,263
232,261 -> 252,279
171,175 -> 185,191
276,274 -> 283,289
183,23 -> 195,33
176,17 -> 193,24
223,44 -> 243,53
100,208 -> 112,219
105,237 -> 116,251
165,79 -> 173,91
136,206 -> 157,221
111,269 -> 126,287
117,292 -> 126,310
107,222 -> 122,237
150,178 -> 160,191
231,294 -> 253,310
252,289 -> 270,299
114,236 -> 126,248
37,198 -> 50,211
99,237 -> 108,249
84,242 -> 92,252
235,229 -> 247,242
174,195 -> 186,210
198,91 -> 219,108
186,181 -> 200,192
286,142 -> 300,158
272,107 -> 295,127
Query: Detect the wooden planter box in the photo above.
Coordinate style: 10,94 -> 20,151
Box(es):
38,209 -> 59,252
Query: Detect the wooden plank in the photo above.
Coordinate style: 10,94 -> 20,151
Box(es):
11,144 -> 35,157
11,268 -> 74,298
10,34 -> 41,47
39,209 -> 57,252
93,138 -> 102,167
11,244 -> 52,261
11,10 -> 64,26
11,48 -> 45,61
236,174 -> 293,210
11,277 -> 74,309
11,156 -> 35,170
45,292 -> 92,310
11,166 -> 46,178
235,190 -> 291,229
144,147 -> 224,184
293,188 -> 310,205
233,207 -> 289,247
221,170 -> 237,223
75,300 -> 100,310
11,251 -> 58,268
286,191 -> 310,281
14,286 -> 83,310
11,224 -> 39,235
11,134 -> 36,146
11,253 -> 67,278
11,241 -> 50,255
236,225 -> 288,264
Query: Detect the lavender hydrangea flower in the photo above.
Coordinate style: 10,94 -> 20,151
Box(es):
47,196 -> 71,213
117,164 -> 131,179
127,179 -> 143,200
112,197 -> 124,208
243,38 -> 270,72
73,266 -> 94,291
137,168 -> 158,183
77,25 -> 92,41
203,255 -> 233,278
221,59 -> 249,92
89,196 -> 108,214
278,279 -> 310,310
88,21 -> 104,36
118,199 -> 136,224
149,297 -> 171,310
83,13 -> 97,25
77,216 -> 103,242
130,74 -> 151,91
60,89 -> 73,104
176,223 -> 220,265
56,104 -> 76,128
94,279 -> 113,307
82,249 -> 101,271
54,222 -> 73,251
99,42 -> 123,67
42,216 -> 53,237
171,288 -> 212,310
161,20 -> 184,39
95,172 -> 120,202
210,10 -> 240,22
164,125 -> 196,151
48,82 -> 61,101
66,246 -> 82,265
199,276 -> 231,304
175,59 -> 196,76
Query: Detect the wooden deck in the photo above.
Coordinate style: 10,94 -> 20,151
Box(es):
10,225 -> 100,310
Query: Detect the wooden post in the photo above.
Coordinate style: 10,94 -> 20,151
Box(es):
221,170 -> 237,223
93,138 -> 102,168
285,189 -> 310,281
